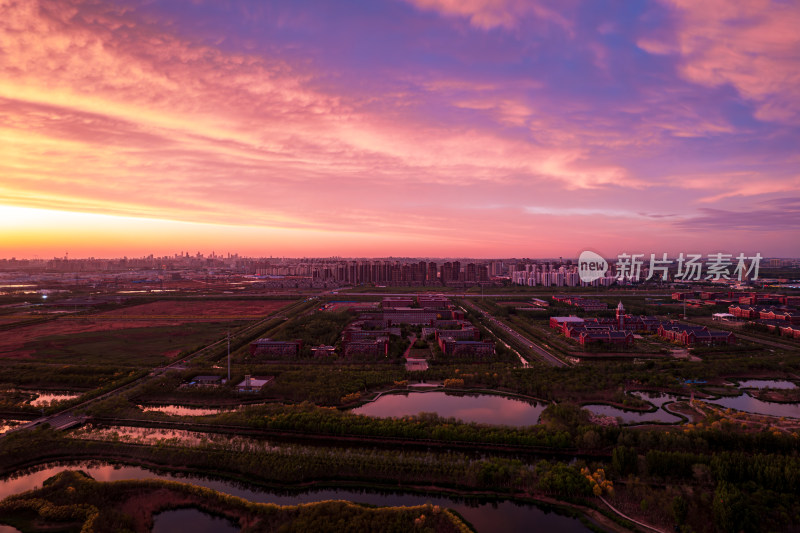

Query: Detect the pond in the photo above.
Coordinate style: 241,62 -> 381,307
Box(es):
26,391 -> 81,407
0,420 -> 25,435
153,508 -> 239,533
704,394 -> 800,419
0,462 -> 593,533
71,424 -> 278,452
583,402 -> 682,425
352,391 -> 547,426
139,405 -> 232,416
631,391 -> 686,408
624,388 -> 800,420
734,380 -> 797,390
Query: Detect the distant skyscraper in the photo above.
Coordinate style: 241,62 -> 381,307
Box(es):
427,262 -> 438,283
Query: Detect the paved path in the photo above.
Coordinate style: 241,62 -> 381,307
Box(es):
598,496 -> 667,533
403,334 -> 429,370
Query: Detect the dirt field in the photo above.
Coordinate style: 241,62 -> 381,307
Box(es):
0,300 -> 293,359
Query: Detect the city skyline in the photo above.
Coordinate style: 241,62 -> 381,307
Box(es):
1,247 -> 794,263
2,0 -> 799,258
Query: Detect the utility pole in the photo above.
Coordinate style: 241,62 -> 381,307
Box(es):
227,330 -> 231,382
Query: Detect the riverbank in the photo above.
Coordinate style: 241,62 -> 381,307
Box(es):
0,470 -> 473,533
0,459 -> 627,533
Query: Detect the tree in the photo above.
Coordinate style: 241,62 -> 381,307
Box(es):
713,482 -> 746,533
538,463 -> 591,498
612,446 -> 638,476
672,495 -> 688,526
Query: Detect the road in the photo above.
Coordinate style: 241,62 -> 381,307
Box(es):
460,300 -> 568,367
340,291 -> 673,298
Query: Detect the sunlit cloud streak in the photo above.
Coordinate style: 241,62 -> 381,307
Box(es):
676,198 -> 800,231
0,0 -> 798,257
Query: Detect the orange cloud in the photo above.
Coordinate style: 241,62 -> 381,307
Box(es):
0,0 -> 642,235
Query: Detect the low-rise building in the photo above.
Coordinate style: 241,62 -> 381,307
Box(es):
343,327 -> 392,341
578,330 -> 634,346
383,307 -> 440,325
779,325 -> 800,340
728,305 -> 762,319
437,337 -> 495,359
672,292 -> 697,301
189,375 -> 223,386
552,295 -> 608,311
249,338 -> 302,358
433,326 -> 479,341
236,375 -> 274,393
549,316 -> 585,329
343,338 -> 389,358
758,319 -> 788,332
417,295 -> 450,309
311,345 -> 336,357
623,316 -> 668,332
758,309 -> 800,324
657,323 -> 735,345
382,297 -> 415,308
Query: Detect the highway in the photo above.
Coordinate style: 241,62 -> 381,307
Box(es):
460,300 -> 568,368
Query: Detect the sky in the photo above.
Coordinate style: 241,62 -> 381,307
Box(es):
1,0 -> 799,259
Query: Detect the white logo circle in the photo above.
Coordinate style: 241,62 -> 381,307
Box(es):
578,251 -> 608,282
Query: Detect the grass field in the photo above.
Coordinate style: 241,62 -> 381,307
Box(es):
0,299 -> 295,363
18,323 -> 235,366
96,299 -> 292,319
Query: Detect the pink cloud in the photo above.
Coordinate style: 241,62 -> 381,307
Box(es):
403,0 -> 572,31
0,0 -> 642,231
658,0 -> 800,124
668,172 -> 800,203
0,0 -> 797,257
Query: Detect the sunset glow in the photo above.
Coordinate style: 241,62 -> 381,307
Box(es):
1,0 -> 798,258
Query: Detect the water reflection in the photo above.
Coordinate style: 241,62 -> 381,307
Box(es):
631,391 -> 685,407
704,394 -> 800,419
26,391 -> 81,407
352,392 -> 546,426
153,508 -> 239,533
0,462 -> 592,533
71,425 -> 279,452
139,405 -> 231,416
625,387 -> 800,420
583,403 -> 682,424
0,420 -> 24,435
